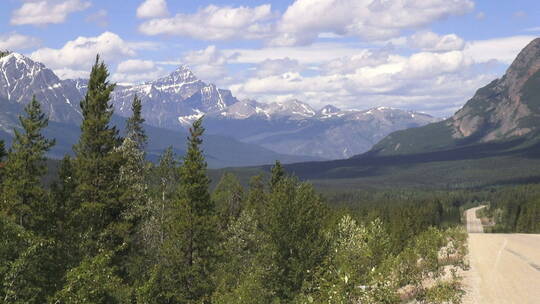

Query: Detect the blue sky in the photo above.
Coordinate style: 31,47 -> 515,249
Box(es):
1,0 -> 540,116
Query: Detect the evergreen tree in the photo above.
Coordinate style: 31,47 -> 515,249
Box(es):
125,94 -> 147,150
270,160 -> 285,190
213,172 -> 244,228
142,146 -> 179,257
1,96 -> 55,231
163,117 -> 219,302
262,177 -> 329,300
52,249 -> 131,304
72,55 -> 124,255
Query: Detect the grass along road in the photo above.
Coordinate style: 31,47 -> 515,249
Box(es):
462,207 -> 540,303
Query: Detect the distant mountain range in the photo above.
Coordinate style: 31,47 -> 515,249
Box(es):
0,51 -> 438,165
282,38 -> 540,187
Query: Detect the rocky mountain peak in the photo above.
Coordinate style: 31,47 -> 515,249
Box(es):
318,104 -> 341,115
162,64 -> 198,84
0,52 -> 82,123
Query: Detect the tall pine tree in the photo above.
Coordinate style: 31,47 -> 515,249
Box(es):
1,96 -> 55,231
164,117 -> 219,302
125,94 -> 147,150
72,55 -> 124,255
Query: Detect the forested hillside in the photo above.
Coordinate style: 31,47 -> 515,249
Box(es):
0,57 -> 471,303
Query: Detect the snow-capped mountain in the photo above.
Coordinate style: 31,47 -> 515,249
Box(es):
204,104 -> 438,159
0,52 -> 439,160
0,53 -> 82,123
109,65 -> 238,128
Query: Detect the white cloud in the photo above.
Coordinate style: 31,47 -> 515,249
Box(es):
182,45 -> 238,82
0,32 -> 40,50
30,32 -> 143,79
464,35 -> 536,64
224,43 -> 363,64
117,59 -> 155,73
113,68 -> 167,84
408,31 -> 465,52
229,47 -> 488,116
475,12 -> 485,20
270,0 -> 475,46
255,58 -> 303,77
321,50 -> 393,74
139,4 -> 274,40
11,0 -> 91,26
137,0 -> 169,19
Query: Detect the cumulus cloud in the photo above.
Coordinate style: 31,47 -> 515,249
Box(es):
408,31 -> 465,52
464,35 -> 536,64
137,0 -> 169,19
30,32 -> 144,79
117,59 -> 155,73
229,47 -> 486,115
182,45 -> 239,82
139,4 -> 274,40
321,50 -> 394,75
0,32 -> 40,50
11,0 -> 91,26
270,0 -> 474,46
255,58 -> 303,77
114,58 -> 170,84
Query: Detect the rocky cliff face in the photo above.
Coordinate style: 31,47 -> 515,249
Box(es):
450,38 -> 540,142
0,53 -> 82,123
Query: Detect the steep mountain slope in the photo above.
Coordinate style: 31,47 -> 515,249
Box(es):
109,66 -> 238,129
0,53 -> 82,123
371,37 -> 540,156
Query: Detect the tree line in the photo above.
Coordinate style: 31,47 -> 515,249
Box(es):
480,185 -> 540,233
0,57 -> 468,303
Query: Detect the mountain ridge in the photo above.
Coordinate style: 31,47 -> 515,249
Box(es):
0,52 -> 438,159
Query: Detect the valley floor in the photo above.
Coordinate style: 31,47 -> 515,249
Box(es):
462,208 -> 540,303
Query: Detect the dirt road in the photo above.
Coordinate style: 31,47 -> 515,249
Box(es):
462,207 -> 540,304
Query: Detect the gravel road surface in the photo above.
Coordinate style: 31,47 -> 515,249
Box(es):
462,207 -> 540,304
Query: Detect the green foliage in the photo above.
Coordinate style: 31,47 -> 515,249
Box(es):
0,216 -> 65,304
212,209 -> 275,304
0,139 -> 6,185
262,177 -> 330,300
125,94 -> 147,150
270,160 -> 285,190
423,280 -> 464,304
52,250 -> 131,304
155,117 -> 219,302
0,50 -> 10,58
72,55 -> 124,256
141,147 -> 179,259
1,96 -> 55,231
482,184 -> 540,233
213,172 -> 244,228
